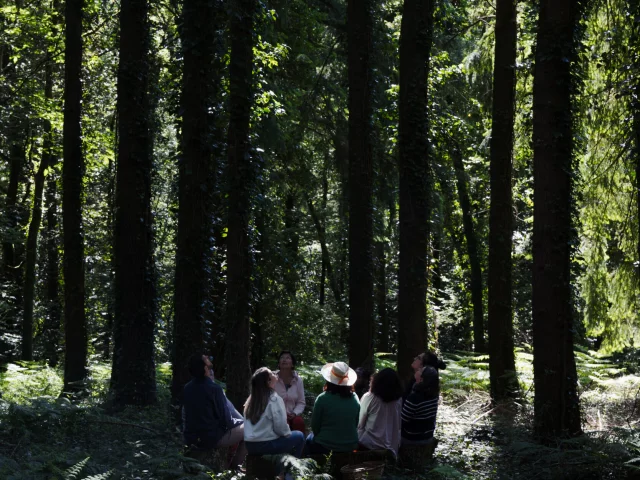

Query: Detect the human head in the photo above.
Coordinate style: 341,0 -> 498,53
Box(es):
188,354 -> 206,379
370,368 -> 403,403
244,367 -> 277,424
411,351 -> 446,372
277,350 -> 296,370
414,366 -> 440,398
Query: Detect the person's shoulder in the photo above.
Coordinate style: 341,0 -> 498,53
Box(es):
270,391 -> 281,402
292,371 -> 303,382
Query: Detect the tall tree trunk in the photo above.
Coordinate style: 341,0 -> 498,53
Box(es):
111,0 -> 156,406
532,0 -> 582,438
488,0 -> 518,401
224,0 -> 256,409
283,192 -> 299,296
397,0 -> 435,382
319,156 -> 329,306
62,0 -> 87,392
22,95 -> 52,360
632,0 -> 640,277
307,197 -> 345,313
375,240 -> 389,352
452,149 -> 485,352
171,0 -> 221,416
43,152 -> 61,366
347,0 -> 374,371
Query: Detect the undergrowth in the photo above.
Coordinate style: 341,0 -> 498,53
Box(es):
0,349 -> 638,479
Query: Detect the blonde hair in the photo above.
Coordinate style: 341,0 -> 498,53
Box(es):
243,367 -> 273,424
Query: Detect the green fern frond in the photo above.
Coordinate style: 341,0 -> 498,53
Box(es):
64,457 -> 90,480
83,470 -> 113,480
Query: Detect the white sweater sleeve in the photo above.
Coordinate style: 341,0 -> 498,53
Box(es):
271,394 -> 292,437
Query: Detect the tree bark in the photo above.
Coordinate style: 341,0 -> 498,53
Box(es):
171,0 -> 222,415
111,0 -> 156,406
452,149 -> 485,352
488,0 -> 518,401
632,0 -> 640,278
224,0 -> 257,410
347,0 -> 375,371
62,0 -> 87,392
532,0 -> 582,438
22,107 -> 51,360
397,0 -> 435,382
307,197 -> 345,313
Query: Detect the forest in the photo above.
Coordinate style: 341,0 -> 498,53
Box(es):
0,0 -> 640,477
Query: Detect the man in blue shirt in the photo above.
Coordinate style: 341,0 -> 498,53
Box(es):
183,355 -> 246,468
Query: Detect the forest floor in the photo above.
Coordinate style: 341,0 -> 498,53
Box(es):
1,349 -> 639,480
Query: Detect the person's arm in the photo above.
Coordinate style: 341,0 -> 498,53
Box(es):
272,396 -> 292,437
358,392 -> 371,430
211,384 -> 234,431
293,375 -> 306,416
311,394 -> 323,434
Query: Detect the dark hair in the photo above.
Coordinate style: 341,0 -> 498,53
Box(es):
370,368 -> 403,403
414,366 -> 440,399
277,350 -> 297,369
420,351 -> 446,370
244,367 -> 274,424
188,354 -> 206,379
325,381 -> 353,398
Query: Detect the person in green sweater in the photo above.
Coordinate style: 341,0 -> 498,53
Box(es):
305,362 -> 360,454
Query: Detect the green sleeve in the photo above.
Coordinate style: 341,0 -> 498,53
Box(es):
311,393 -> 324,435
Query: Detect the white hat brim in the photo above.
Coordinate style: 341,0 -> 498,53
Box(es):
321,363 -> 357,387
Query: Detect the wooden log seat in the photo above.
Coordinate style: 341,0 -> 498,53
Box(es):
398,438 -> 438,470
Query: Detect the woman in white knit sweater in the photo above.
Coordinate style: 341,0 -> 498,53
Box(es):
243,367 -> 305,458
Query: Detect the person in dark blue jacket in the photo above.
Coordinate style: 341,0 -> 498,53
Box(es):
183,355 -> 247,468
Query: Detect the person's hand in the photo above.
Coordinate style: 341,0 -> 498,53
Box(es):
287,413 -> 295,421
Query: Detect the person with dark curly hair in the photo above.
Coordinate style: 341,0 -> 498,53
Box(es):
357,368 -> 404,457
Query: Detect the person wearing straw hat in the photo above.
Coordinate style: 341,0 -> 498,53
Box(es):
305,361 -> 360,454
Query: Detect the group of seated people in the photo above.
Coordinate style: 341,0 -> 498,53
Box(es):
182,350 -> 445,474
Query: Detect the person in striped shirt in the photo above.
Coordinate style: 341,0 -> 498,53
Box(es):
401,366 -> 439,444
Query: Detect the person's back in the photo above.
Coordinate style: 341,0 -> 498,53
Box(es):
312,389 -> 360,452
183,376 -> 226,447
358,368 -> 404,456
401,366 -> 439,444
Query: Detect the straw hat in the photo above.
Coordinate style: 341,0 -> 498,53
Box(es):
321,362 -> 357,386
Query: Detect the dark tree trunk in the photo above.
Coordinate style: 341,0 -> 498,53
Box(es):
224,0 -> 256,410
44,154 -> 61,366
111,0 -> 156,406
171,0 -> 221,415
452,149 -> 485,352
347,0 -> 374,371
102,155 -> 116,361
488,0 -> 518,401
307,197 -> 345,313
22,79 -> 52,360
375,241 -> 389,353
397,0 -> 435,382
62,0 -> 87,392
632,0 -> 640,277
532,0 -> 582,438
320,157 -> 328,306
283,192 -> 299,296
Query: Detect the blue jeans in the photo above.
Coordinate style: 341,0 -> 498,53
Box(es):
305,432 -> 332,455
246,431 -> 305,458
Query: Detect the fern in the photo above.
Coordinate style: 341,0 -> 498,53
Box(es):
83,471 -> 112,480
64,457 -> 90,480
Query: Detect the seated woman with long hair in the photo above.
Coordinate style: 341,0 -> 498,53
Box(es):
306,362 -> 360,454
357,368 -> 403,457
243,367 -> 305,458
401,366 -> 440,445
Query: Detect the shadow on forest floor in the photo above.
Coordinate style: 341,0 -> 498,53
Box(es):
0,351 -> 639,479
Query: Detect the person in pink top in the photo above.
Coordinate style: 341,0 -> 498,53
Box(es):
273,351 -> 306,433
